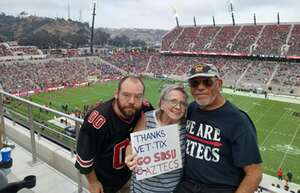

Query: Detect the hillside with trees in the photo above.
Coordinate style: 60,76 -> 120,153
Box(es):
0,13 -> 167,49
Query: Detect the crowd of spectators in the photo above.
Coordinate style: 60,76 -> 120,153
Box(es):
0,44 -> 13,57
160,27 -> 183,51
288,24 -> 300,56
101,50 -> 153,74
161,24 -> 300,56
220,59 -> 251,86
0,57 -> 122,93
231,25 -> 263,54
239,61 -> 277,89
0,43 -> 42,57
208,26 -> 241,52
100,51 -> 300,94
1,48 -> 300,95
270,62 -> 300,93
253,25 -> 290,56
171,27 -> 200,51
191,26 -> 221,51
10,46 -> 42,56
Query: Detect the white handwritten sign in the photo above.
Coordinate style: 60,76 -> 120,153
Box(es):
130,124 -> 182,180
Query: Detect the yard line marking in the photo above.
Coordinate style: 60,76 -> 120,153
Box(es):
253,103 -> 274,124
278,120 -> 300,167
237,100 -> 262,115
261,108 -> 291,146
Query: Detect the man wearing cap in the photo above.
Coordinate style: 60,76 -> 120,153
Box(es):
174,63 -> 262,193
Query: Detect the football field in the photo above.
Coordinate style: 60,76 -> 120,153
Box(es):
28,79 -> 300,183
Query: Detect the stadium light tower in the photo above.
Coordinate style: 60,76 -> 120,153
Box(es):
212,16 -> 216,27
193,16 -> 197,27
229,2 -> 235,26
253,13 -> 257,25
90,2 -> 96,54
171,6 -> 179,27
67,0 -> 71,20
175,16 -> 179,27
174,13 -> 179,27
277,12 -> 280,25
79,9 -> 82,22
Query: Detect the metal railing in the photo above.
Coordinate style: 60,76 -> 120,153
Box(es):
0,90 -> 84,193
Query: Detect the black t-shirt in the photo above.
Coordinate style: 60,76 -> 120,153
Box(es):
184,101 -> 262,187
75,98 -> 153,189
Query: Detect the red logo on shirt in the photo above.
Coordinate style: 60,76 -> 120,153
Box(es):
88,110 -> 106,129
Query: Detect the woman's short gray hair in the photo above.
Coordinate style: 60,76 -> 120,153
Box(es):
158,84 -> 188,107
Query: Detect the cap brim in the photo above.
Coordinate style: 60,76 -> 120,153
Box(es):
187,73 -> 216,80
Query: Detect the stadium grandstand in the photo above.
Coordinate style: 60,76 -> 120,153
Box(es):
1,22 -> 300,193
160,23 -> 300,57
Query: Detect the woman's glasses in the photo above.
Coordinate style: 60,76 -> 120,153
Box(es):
165,99 -> 187,108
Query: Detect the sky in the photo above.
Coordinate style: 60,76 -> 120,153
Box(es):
1,0 -> 300,30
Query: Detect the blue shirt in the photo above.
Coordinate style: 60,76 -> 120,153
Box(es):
184,101 -> 262,187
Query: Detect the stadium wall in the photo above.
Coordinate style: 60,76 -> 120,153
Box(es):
4,118 -> 89,188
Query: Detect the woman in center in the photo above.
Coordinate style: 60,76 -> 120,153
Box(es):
125,84 -> 188,193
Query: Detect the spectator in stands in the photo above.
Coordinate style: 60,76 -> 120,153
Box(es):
277,167 -> 283,180
174,63 -> 262,193
75,76 -> 153,193
287,170 -> 293,182
125,84 -> 188,193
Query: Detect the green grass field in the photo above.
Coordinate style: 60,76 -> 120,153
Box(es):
27,78 -> 300,183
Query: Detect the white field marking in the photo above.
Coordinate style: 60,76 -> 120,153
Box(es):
239,100 -> 262,113
261,108 -> 292,146
254,103 -> 274,124
278,120 -> 300,167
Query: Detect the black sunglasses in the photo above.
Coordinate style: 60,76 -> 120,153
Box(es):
188,77 -> 216,88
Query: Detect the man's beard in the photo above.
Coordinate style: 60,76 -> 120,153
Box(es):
116,98 -> 139,118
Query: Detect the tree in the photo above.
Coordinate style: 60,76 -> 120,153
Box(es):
93,30 -> 110,46
109,35 -> 130,47
62,33 -> 88,48
19,30 -> 64,49
131,39 -> 146,47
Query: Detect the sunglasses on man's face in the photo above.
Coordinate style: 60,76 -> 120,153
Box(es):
188,77 -> 217,88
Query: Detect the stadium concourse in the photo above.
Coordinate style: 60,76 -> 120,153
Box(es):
1,22 -> 300,192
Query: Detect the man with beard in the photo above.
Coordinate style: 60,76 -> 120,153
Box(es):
75,76 -> 153,193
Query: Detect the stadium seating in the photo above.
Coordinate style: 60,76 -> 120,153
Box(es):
0,44 -> 13,57
253,25 -> 290,56
1,53 -> 300,95
160,24 -> 300,56
208,26 -> 241,52
231,25 -> 263,54
101,50 -> 153,74
191,26 -> 221,51
2,22 -> 300,96
10,46 -> 42,56
239,61 -> 277,89
0,43 -> 42,57
0,57 -> 122,94
171,27 -> 200,51
161,27 -> 183,51
270,62 -> 300,93
288,24 -> 300,56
